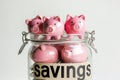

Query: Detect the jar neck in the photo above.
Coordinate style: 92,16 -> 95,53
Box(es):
18,31 -> 97,55
29,32 -> 89,43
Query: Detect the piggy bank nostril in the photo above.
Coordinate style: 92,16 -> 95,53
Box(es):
73,25 -> 80,31
47,27 -> 53,32
76,26 -> 79,29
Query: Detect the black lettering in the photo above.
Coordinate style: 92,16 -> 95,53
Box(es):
77,65 -> 85,80
41,65 -> 50,77
50,66 -> 60,77
61,66 -> 64,78
86,64 -> 91,76
34,64 -> 40,77
67,66 -> 76,78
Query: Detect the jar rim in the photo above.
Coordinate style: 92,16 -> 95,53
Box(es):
18,31 -> 97,55
27,32 -> 89,44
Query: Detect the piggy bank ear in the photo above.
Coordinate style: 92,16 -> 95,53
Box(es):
43,16 -> 48,22
66,14 -> 72,21
79,15 -> 85,20
36,15 -> 41,19
25,19 -> 31,25
54,16 -> 60,22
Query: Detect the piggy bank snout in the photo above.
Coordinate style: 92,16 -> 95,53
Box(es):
46,26 -> 54,33
31,26 -> 40,33
73,24 -> 80,31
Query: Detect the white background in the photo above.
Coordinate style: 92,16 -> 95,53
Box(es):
0,0 -> 120,80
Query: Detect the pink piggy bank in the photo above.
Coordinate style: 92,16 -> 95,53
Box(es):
25,15 -> 43,34
43,16 -> 64,40
32,45 -> 58,63
65,15 -> 86,39
61,44 -> 87,63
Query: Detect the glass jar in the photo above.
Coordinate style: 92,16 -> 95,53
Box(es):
18,31 -> 97,80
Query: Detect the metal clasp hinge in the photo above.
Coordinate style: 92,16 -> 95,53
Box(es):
88,31 -> 98,53
18,31 -> 29,55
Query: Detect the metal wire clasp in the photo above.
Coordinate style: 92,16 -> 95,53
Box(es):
88,31 -> 98,53
18,31 -> 29,55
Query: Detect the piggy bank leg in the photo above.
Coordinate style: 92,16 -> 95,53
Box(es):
66,35 -> 73,40
78,35 -> 82,39
78,35 -> 83,39
34,35 -> 39,40
55,35 -> 61,40
45,35 -> 52,40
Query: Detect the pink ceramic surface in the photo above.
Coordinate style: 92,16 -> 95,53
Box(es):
43,16 -> 64,40
26,16 -> 43,34
61,44 -> 87,63
32,45 -> 58,63
65,15 -> 86,39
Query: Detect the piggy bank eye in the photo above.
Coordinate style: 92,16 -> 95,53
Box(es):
36,22 -> 39,24
54,23 -> 56,25
71,21 -> 74,25
70,50 -> 72,52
